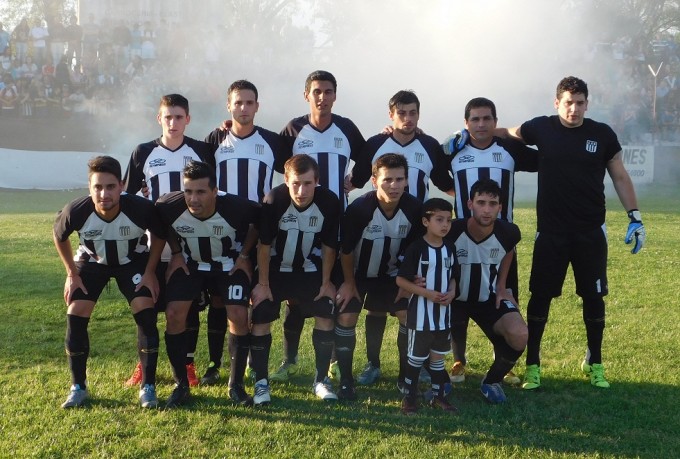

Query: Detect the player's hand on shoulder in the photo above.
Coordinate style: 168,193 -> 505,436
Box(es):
624,209 -> 646,254
219,119 -> 233,132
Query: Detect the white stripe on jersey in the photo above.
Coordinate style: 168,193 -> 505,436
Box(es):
354,208 -> 413,278
451,231 -> 509,303
409,243 -> 454,331
74,212 -> 147,265
371,137 -> 434,201
144,145 -> 204,201
273,203 -> 326,273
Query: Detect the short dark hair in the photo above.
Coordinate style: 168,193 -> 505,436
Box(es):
372,153 -> 408,178
556,76 -> 588,100
183,161 -> 216,189
305,70 -> 337,93
464,97 -> 497,120
284,154 -> 319,180
422,197 -> 453,220
88,155 -> 122,181
228,79 -> 258,101
389,90 -> 420,113
470,178 -> 501,199
159,93 -> 189,115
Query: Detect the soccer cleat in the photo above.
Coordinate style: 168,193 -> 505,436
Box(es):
357,362 -> 381,386
229,384 -> 254,407
124,362 -> 143,387
200,364 -> 220,386
337,381 -> 357,401
522,364 -> 541,390
422,382 -> 452,402
328,360 -> 341,381
61,384 -> 88,408
185,363 -> 199,387
165,384 -> 190,409
429,395 -> 458,413
139,384 -> 158,409
503,370 -> 521,386
269,360 -> 298,383
253,379 -> 271,406
481,382 -> 507,404
418,367 -> 431,384
397,381 -> 422,398
581,361 -> 610,388
313,377 -> 338,401
449,361 -> 465,383
401,396 -> 418,416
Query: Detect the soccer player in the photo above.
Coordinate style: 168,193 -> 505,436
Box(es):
251,154 -> 342,400
271,70 -> 365,382
496,76 -> 646,390
54,156 -> 165,409
445,97 -> 538,385
123,94 -> 214,388
155,161 -> 259,408
335,154 -> 423,395
446,178 -> 528,403
201,79 -> 289,394
396,198 -> 457,415
350,90 -> 452,202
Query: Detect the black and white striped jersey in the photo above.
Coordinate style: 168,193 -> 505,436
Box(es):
446,218 -> 520,303
156,191 -> 259,272
123,137 -> 214,202
259,183 -> 341,274
352,133 -> 453,201
54,194 -> 163,266
341,191 -> 423,279
449,137 -> 537,222
281,114 -> 365,207
398,238 -> 456,331
204,126 -> 290,203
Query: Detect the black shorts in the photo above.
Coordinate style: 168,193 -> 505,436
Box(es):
529,226 -> 608,299
71,255 -> 152,303
453,298 -> 520,338
406,328 -> 452,360
165,267 -> 250,304
268,271 -> 336,319
357,276 -> 408,314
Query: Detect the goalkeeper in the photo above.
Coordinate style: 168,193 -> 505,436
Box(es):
494,76 -> 646,391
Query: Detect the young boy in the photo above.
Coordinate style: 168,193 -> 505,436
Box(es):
396,198 -> 457,415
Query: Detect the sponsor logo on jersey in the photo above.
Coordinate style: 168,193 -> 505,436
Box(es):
83,229 -> 103,238
175,225 -> 195,234
184,156 -> 194,165
149,158 -> 166,167
414,152 -> 424,164
119,226 -> 131,237
493,152 -> 503,162
281,213 -> 298,224
398,224 -> 408,236
220,145 -> 235,154
456,248 -> 468,258
334,137 -> 343,149
256,144 -> 265,155
489,248 -> 499,259
298,139 -> 314,149
308,216 -> 318,227
365,224 -> 383,234
213,226 -> 223,236
458,154 -> 475,163
585,140 -> 598,153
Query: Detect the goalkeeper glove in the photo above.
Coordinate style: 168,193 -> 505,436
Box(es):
442,129 -> 469,155
624,209 -> 646,254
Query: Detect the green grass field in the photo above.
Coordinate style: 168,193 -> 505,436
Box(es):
0,187 -> 678,458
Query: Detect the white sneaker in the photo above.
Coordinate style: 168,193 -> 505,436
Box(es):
313,377 -> 338,401
253,379 -> 271,406
139,384 -> 158,409
61,384 -> 89,408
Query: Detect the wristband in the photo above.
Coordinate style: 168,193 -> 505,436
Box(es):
238,253 -> 250,260
258,282 -> 269,287
627,209 -> 642,222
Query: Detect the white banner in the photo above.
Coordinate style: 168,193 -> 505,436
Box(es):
617,145 -> 655,184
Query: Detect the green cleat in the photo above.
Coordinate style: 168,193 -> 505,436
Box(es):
582,361 -> 610,388
269,360 -> 298,382
522,364 -> 541,390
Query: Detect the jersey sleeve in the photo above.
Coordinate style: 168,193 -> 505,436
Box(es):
340,194 -> 374,254
260,128 -> 292,173
519,116 -> 545,147
279,117 -> 303,153
319,190 -> 341,248
124,143 -> 148,195
350,135 -> 381,189
502,137 -> 539,172
423,136 -> 454,192
396,239 -> 422,280
258,186 -> 286,245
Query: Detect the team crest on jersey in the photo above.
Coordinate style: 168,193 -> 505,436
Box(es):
489,248 -> 499,259
365,224 -> 382,234
444,256 -> 453,269
281,213 -> 298,224
414,152 -> 424,164
184,156 -> 194,165
83,229 -> 103,238
255,144 -> 265,155
119,226 -> 131,237
458,154 -> 475,163
298,139 -> 313,149
456,248 -> 468,258
334,137 -> 343,149
213,226 -> 223,236
493,152 -> 503,162
220,145 -> 235,154
175,225 -> 195,234
585,140 -> 598,153
398,224 -> 408,236
308,216 -> 318,227
149,158 -> 166,167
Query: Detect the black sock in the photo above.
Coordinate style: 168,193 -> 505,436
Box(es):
250,333 -> 272,382
334,324 -> 356,384
207,306 -> 227,368
283,306 -> 304,363
403,357 -> 424,400
184,303 -> 200,365
484,337 -> 523,384
450,316 -> 469,364
583,297 -> 605,364
312,328 -> 334,383
228,332 -> 251,387
65,314 -> 90,388
365,315 -> 387,368
525,295 -> 551,365
133,308 -> 158,386
165,331 -> 188,386
429,359 -> 449,397
397,323 -> 408,382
